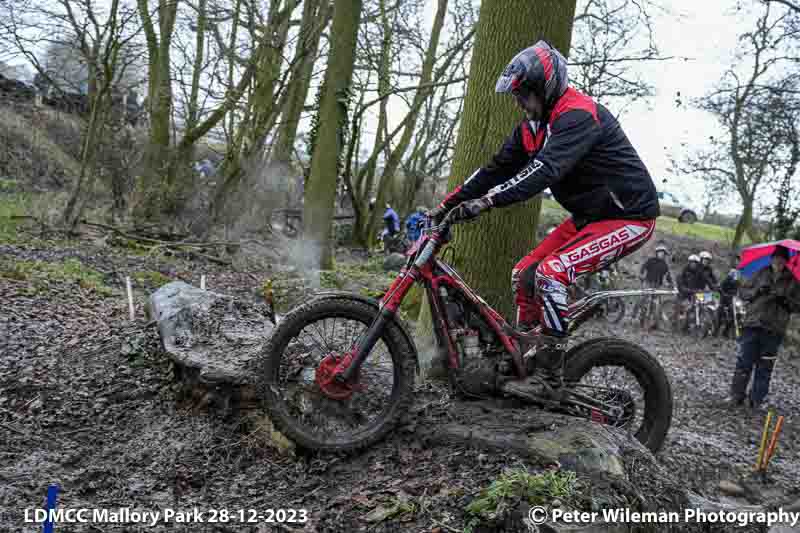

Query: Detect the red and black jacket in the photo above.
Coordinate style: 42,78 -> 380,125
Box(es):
440,87 -> 660,228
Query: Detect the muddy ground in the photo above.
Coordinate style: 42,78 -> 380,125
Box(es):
1,229 -> 798,533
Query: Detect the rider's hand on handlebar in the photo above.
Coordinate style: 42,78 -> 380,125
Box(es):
427,205 -> 449,226
451,197 -> 492,223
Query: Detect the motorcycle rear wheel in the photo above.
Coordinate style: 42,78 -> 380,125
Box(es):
565,337 -> 673,453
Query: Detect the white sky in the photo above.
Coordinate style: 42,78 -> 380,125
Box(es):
618,1 -> 748,214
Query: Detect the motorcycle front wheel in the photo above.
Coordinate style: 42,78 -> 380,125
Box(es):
258,297 -> 416,452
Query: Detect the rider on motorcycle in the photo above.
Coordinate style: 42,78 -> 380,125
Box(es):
699,250 -> 719,290
677,255 -> 714,297
640,244 -> 673,288
676,254 -> 717,330
429,40 -> 659,383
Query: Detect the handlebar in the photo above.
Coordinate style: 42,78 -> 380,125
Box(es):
422,210 -> 457,237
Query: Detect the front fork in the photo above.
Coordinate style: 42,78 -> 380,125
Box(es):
336,270 -> 417,383
695,302 -> 700,329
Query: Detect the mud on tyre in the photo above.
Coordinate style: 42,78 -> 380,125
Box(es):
565,337 -> 673,453
257,297 -> 416,453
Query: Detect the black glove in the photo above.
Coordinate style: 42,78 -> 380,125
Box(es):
451,197 -> 492,223
427,205 -> 449,226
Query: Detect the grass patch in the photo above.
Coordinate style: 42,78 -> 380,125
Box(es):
464,469 -> 580,531
542,198 -> 749,246
364,254 -> 388,273
320,269 -> 344,290
0,178 -> 19,192
0,106 -> 82,177
0,257 -> 115,296
132,270 -> 172,288
0,193 -> 31,244
108,236 -> 158,255
654,216 -> 750,245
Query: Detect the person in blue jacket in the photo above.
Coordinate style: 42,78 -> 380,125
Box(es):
381,203 -> 400,240
405,206 -> 426,242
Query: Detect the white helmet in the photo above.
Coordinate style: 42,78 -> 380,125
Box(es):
688,254 -> 700,263
699,251 -> 712,261
655,245 -> 668,254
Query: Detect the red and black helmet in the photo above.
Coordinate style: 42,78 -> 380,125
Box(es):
495,40 -> 568,108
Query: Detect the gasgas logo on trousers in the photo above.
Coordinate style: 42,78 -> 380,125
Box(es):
560,225 -> 645,267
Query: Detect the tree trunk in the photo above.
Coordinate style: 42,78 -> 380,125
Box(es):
441,0 -> 577,319
135,0 -> 178,221
355,0 -> 393,245
271,0 -> 330,165
63,89 -> 111,227
733,198 -> 754,250
303,0 -> 362,269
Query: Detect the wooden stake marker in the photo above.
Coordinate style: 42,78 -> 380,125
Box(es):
125,276 -> 135,321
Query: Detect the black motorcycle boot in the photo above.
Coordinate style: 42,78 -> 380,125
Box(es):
728,368 -> 750,406
534,334 -> 568,386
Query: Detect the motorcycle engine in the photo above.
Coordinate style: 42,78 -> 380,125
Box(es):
439,286 -> 509,396
454,330 -> 501,396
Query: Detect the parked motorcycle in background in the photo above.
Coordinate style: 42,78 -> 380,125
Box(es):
634,282 -> 675,330
714,295 -> 746,339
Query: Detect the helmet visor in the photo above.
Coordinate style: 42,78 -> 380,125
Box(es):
496,70 -> 519,93
496,50 -> 535,93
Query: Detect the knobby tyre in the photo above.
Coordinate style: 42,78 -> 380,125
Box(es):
565,337 -> 673,453
701,308 -> 716,338
258,298 -> 416,452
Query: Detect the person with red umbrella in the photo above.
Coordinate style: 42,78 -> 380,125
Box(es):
729,244 -> 800,408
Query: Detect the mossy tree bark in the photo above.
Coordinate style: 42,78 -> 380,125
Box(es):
439,0 -> 577,319
302,0 -> 362,269
135,0 -> 178,221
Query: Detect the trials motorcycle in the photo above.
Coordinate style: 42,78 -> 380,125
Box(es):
258,212 -> 673,454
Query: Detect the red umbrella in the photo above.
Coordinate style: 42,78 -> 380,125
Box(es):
738,239 -> 800,280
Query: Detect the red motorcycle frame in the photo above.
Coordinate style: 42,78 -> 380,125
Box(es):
316,214 -> 639,398
277,211 -> 674,454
